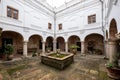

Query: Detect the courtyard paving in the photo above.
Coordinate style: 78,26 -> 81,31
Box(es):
0,54 -> 113,80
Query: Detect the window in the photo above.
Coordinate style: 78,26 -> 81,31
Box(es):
48,23 -> 52,29
88,14 -> 96,24
58,24 -> 62,30
7,6 -> 18,19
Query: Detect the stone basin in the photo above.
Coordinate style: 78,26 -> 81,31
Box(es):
41,53 -> 74,70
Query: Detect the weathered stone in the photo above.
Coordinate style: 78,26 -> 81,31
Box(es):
41,53 -> 74,70
90,70 -> 99,75
0,54 -> 112,80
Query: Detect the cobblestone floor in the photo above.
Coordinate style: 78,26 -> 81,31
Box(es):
0,54 -> 114,80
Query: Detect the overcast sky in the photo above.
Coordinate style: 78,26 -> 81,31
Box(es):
46,0 -> 71,8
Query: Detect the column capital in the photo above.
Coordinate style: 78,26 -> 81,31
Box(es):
53,40 -> 56,43
65,41 -> 68,43
108,38 -> 117,42
81,41 -> 85,43
42,41 -> 46,43
23,41 -> 28,43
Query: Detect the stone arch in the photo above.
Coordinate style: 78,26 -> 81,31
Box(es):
0,31 -> 24,57
84,33 -> 104,55
56,37 -> 65,51
109,19 -> 118,39
68,35 -> 81,52
46,36 -> 54,51
28,34 -> 43,55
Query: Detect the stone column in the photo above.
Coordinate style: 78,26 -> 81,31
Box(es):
23,41 -> 28,57
108,39 -> 117,63
42,41 -> 45,53
105,41 -> 109,58
53,40 -> 56,52
81,41 -> 85,54
65,42 -> 68,53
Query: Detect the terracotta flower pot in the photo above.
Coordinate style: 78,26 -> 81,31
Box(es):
72,49 -> 77,55
106,66 -> 120,79
7,55 -> 14,60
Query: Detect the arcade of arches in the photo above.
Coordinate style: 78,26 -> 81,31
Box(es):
0,19 -> 120,59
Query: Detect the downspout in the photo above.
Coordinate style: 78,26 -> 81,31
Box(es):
99,0 -> 107,57
0,27 -> 3,36
53,11 -> 56,52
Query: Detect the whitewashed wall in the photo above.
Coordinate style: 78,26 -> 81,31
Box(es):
0,0 -> 54,42
0,0 -> 105,42
56,0 -> 103,42
107,0 -> 120,34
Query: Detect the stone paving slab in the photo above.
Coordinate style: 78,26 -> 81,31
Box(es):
0,54 -> 114,80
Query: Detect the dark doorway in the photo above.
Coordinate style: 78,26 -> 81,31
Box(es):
2,38 -> 13,53
76,42 -> 81,51
39,40 -> 42,49
57,42 -> 59,49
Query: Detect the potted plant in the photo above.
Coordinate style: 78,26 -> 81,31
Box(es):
70,44 -> 79,55
56,49 -> 60,54
106,52 -> 120,79
105,33 -> 120,79
4,44 -> 14,60
46,47 -> 51,53
32,51 -> 37,57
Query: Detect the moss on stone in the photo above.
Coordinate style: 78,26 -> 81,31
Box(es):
7,65 -> 26,75
48,53 -> 68,58
98,71 -> 112,80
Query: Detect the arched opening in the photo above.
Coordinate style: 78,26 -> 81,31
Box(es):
0,31 -> 23,58
56,37 -> 65,51
46,36 -> 53,51
109,19 -> 118,39
68,35 -> 81,52
85,33 -> 104,55
109,19 -> 120,57
28,35 -> 43,55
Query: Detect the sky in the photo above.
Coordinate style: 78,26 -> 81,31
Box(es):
46,0 -> 71,8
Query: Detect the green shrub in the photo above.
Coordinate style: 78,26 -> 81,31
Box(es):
4,44 -> 14,56
70,44 -> 79,49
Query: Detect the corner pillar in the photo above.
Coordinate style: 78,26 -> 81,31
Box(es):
23,41 -> 28,57
81,41 -> 85,54
53,40 -> 56,52
108,39 -> 117,63
42,41 -> 45,53
65,42 -> 68,53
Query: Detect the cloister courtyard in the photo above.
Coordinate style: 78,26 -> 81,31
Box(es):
0,53 -> 114,80
0,18 -> 120,80
1,0 -> 120,80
